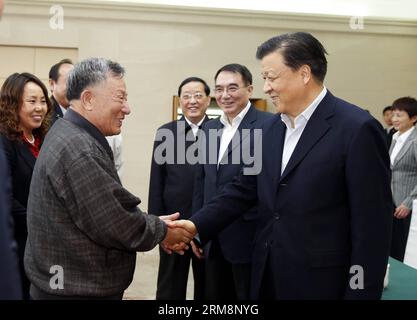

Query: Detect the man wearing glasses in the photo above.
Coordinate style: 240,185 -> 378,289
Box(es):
148,77 -> 211,300
192,64 -> 273,299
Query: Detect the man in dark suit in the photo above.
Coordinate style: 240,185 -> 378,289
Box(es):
192,64 -> 273,299
148,77 -> 210,300
176,32 -> 393,299
383,106 -> 396,147
0,142 -> 22,299
48,59 -> 74,125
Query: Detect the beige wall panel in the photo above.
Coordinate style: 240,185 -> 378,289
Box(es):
34,47 -> 78,79
0,46 -> 35,77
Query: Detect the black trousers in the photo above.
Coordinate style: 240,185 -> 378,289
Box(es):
204,238 -> 251,300
390,214 -> 412,262
156,246 -> 205,300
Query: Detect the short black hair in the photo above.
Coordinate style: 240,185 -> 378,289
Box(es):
392,97 -> 417,123
214,64 -> 252,86
178,77 -> 210,97
256,32 -> 328,82
49,59 -> 73,82
382,106 -> 392,114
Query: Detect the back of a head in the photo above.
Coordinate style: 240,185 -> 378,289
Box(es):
66,57 -> 125,102
214,63 -> 253,86
256,32 -> 328,83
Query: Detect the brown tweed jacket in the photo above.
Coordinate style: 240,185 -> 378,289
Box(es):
24,114 -> 167,298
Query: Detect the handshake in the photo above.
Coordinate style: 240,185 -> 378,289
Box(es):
159,212 -> 203,256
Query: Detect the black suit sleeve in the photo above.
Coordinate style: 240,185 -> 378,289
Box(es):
190,168 -> 258,245
148,134 -> 167,216
0,143 -> 22,299
344,118 -> 393,299
0,136 -> 26,215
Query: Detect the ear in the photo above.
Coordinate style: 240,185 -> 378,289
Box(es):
80,90 -> 94,111
49,79 -> 55,93
411,115 -> 417,124
247,85 -> 254,98
299,65 -> 312,85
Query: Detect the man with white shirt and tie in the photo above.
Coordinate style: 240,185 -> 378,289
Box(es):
192,64 -> 273,299
148,77 -> 211,300
176,32 -> 393,299
389,96 -> 417,262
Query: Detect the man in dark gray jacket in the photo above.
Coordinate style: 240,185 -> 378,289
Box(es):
24,58 -> 191,300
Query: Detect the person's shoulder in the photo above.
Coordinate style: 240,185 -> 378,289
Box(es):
203,117 -> 221,129
253,107 -> 274,121
330,94 -> 375,126
0,133 -> 18,151
157,120 -> 176,130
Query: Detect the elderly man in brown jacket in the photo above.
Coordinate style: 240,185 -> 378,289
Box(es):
24,58 -> 191,300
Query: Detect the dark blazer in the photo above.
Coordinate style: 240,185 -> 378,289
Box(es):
148,116 -> 209,219
0,134 -> 35,299
191,91 -> 393,299
50,96 -> 64,126
0,135 -> 36,218
0,142 -> 22,299
193,106 -> 273,263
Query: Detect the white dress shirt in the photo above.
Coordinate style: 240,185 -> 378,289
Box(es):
390,126 -> 415,165
218,101 -> 251,166
281,87 -> 327,175
184,116 -> 206,137
106,134 -> 123,179
60,104 -> 67,115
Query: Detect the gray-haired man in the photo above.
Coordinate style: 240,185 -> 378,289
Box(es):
24,57 -> 192,299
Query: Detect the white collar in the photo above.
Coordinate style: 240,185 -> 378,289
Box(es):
184,116 -> 205,129
281,87 -> 327,128
393,126 -> 415,144
220,101 -> 251,127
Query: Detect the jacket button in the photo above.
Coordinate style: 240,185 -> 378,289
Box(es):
265,242 -> 268,248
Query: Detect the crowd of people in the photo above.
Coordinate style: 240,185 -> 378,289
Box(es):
0,30 -> 416,300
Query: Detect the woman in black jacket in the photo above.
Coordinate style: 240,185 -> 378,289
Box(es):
0,72 -> 52,299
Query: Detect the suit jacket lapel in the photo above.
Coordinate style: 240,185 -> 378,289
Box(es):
17,142 -> 36,170
268,116 -> 286,197
206,119 -> 223,180
393,128 -> 417,166
219,105 -> 256,164
279,92 -> 334,182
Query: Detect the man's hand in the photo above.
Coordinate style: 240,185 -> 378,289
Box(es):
190,240 -> 204,259
159,212 -> 181,254
394,204 -> 411,219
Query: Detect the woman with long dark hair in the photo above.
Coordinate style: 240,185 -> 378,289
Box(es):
0,72 -> 52,299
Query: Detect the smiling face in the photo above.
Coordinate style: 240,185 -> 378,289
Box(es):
179,81 -> 210,124
18,81 -> 48,136
214,71 -> 252,121
260,51 -> 308,117
392,109 -> 417,133
88,75 -> 131,136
